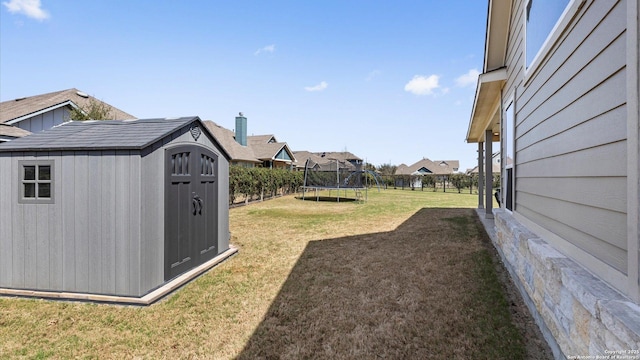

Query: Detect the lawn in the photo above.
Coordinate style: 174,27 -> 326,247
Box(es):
0,189 -> 536,359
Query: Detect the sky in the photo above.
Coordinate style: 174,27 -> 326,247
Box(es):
0,0 -> 487,170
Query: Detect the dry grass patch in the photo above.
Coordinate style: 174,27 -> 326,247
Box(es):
0,189 -> 542,359
236,207 -> 525,359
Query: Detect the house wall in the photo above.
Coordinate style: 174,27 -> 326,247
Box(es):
506,0 -> 629,293
0,150 -> 144,296
488,0 -> 640,357
15,108 -> 69,133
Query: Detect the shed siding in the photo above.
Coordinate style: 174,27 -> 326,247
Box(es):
140,140 -> 164,293
0,118 -> 229,298
136,123 -> 230,294
507,0 -> 628,276
0,151 -> 143,296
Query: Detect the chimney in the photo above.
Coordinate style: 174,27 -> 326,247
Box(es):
235,112 -> 247,146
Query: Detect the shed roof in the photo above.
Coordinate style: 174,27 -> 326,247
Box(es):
0,117 -> 229,157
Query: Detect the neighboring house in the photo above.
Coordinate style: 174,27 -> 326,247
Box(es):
203,121 -> 261,168
0,88 -> 135,137
293,151 -> 363,171
465,152 -> 510,175
0,117 -> 235,304
395,158 -> 459,176
0,123 -> 31,143
247,134 -> 295,169
395,158 -> 460,188
203,114 -> 295,169
466,0 -> 639,357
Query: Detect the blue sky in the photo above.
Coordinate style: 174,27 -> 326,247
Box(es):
1,0 -> 487,170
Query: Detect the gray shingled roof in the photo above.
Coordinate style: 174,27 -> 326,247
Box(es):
0,117 -> 212,152
0,88 -> 135,124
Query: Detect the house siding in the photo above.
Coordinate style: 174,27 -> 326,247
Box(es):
15,108 -> 69,133
507,0 -> 628,284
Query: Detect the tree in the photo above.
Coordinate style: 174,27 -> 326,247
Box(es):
377,163 -> 397,176
67,98 -> 114,121
450,174 -> 467,193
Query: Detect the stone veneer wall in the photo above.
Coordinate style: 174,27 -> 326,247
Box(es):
491,209 -> 640,359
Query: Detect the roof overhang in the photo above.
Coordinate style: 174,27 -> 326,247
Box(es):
466,0 -> 512,144
466,67 -> 507,143
6,101 -> 78,125
483,0 -> 512,73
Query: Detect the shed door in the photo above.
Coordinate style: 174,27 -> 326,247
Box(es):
165,145 -> 219,281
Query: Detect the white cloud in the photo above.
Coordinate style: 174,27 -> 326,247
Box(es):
404,75 -> 440,96
366,70 -> 381,81
254,44 -> 275,56
304,81 -> 328,92
455,68 -> 480,87
2,0 -> 49,20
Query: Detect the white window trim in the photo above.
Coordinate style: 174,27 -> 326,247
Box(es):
524,0 -> 587,85
502,94 -> 515,213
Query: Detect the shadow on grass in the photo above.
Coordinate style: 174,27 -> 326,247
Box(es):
295,196 -> 359,203
236,208 -> 530,360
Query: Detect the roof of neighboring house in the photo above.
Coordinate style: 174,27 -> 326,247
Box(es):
292,151 -> 362,168
395,158 -> 459,175
466,163 -> 501,174
247,135 -> 295,162
202,121 -> 294,164
247,134 -> 277,144
0,123 -> 31,139
203,121 -> 260,163
0,117 -> 229,156
465,152 -> 512,174
0,88 -> 136,125
317,151 -> 362,162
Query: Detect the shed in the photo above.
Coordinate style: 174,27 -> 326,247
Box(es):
0,116 -> 236,303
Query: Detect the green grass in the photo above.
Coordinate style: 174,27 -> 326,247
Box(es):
0,189 -> 529,359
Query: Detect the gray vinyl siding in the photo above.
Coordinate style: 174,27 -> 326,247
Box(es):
15,108 -> 69,133
0,150 -> 145,296
507,0 -> 628,273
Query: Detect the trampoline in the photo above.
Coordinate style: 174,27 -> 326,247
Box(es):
300,158 -> 382,202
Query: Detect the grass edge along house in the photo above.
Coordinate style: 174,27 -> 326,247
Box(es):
0,117 -> 236,304
467,0 -> 640,357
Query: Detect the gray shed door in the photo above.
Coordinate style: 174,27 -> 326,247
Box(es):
165,145 -> 219,281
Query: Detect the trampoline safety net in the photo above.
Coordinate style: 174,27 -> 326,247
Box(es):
302,158 -> 365,189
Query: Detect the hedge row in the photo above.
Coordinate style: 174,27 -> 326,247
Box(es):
381,173 -> 501,193
229,166 -> 304,205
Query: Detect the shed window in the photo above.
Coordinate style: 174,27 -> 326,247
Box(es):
19,160 -> 54,204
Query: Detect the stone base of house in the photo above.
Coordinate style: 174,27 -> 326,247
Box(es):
480,209 -> 640,360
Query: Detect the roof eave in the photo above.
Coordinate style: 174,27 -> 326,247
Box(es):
484,0 -> 512,72
466,67 -> 507,143
5,101 -> 76,125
